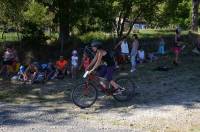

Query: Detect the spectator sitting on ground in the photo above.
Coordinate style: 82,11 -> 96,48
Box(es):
18,65 -> 26,80
52,56 -> 68,79
24,61 -> 39,83
192,37 -> 200,55
46,61 -> 55,80
11,64 -> 26,81
0,46 -> 15,75
147,52 -> 158,62
137,46 -> 145,64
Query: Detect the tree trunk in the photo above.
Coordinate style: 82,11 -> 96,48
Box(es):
116,12 -> 122,37
58,0 -> 71,54
125,11 -> 143,37
117,0 -> 132,39
192,0 -> 200,32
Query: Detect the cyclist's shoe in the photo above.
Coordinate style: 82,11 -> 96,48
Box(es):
130,68 -> 136,73
113,87 -> 126,95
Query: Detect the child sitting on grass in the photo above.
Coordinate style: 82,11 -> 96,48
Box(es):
137,46 -> 145,64
24,61 -> 39,83
52,56 -> 68,79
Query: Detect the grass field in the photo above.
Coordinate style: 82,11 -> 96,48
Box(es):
0,29 -> 190,43
0,32 -> 22,42
138,29 -> 189,39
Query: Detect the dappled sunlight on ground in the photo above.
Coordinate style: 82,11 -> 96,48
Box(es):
0,51 -> 200,131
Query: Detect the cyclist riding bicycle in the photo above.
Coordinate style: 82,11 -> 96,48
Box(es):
87,41 -> 121,93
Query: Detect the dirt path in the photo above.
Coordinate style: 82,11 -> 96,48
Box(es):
1,54 -> 200,132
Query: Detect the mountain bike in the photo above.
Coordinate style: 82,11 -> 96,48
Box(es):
71,71 -> 136,108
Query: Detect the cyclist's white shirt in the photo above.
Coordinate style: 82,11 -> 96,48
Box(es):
121,41 -> 129,54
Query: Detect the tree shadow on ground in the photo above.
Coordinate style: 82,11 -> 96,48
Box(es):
83,54 -> 200,113
0,53 -> 200,126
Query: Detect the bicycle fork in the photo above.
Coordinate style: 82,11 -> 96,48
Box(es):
83,81 -> 90,96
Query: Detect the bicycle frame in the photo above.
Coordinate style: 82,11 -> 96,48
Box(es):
84,73 -> 114,96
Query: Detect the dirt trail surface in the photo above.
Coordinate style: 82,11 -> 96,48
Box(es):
1,54 -> 200,132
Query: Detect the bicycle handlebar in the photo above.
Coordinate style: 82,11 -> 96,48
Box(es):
83,71 -> 89,78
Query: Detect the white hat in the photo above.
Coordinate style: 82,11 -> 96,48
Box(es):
72,50 -> 77,54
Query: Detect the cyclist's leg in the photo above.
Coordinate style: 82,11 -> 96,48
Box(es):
105,66 -> 120,89
96,65 -> 107,77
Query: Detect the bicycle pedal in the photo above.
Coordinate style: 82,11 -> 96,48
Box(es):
113,89 -> 122,95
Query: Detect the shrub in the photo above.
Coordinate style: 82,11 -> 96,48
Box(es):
79,31 -> 110,43
21,21 -> 46,42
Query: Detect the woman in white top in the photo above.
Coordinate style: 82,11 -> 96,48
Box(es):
130,34 -> 139,72
114,36 -> 129,63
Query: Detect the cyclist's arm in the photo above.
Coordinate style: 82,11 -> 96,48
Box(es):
87,53 -> 97,70
90,51 -> 102,72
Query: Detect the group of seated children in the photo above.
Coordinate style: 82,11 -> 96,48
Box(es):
11,49 -> 92,83
9,50 -> 78,82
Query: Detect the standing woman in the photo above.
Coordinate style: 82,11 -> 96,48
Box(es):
173,29 -> 182,65
114,36 -> 129,63
130,34 -> 139,72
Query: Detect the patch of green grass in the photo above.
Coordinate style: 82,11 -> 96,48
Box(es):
0,32 -> 22,42
138,29 -> 189,39
190,127 -> 200,132
79,31 -> 110,43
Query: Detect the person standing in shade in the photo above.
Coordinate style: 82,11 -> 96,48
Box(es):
114,36 -> 129,63
130,34 -> 139,72
71,50 -> 79,79
172,29 -> 185,65
158,36 -> 165,55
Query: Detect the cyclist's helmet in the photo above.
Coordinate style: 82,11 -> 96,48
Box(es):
91,40 -> 102,49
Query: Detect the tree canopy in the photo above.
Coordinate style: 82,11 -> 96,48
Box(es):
0,0 -> 199,42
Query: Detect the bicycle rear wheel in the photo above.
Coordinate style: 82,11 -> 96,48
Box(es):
71,83 -> 97,108
113,77 -> 136,102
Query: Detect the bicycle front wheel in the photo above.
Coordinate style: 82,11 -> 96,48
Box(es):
71,83 -> 97,108
113,77 -> 136,102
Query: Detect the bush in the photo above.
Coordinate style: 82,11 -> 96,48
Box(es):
21,21 -> 46,42
79,31 -> 110,43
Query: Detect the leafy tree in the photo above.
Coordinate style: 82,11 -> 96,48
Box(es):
23,1 -> 54,27
150,0 -> 191,29
111,0 -> 165,38
0,0 -> 29,39
21,0 -> 55,41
